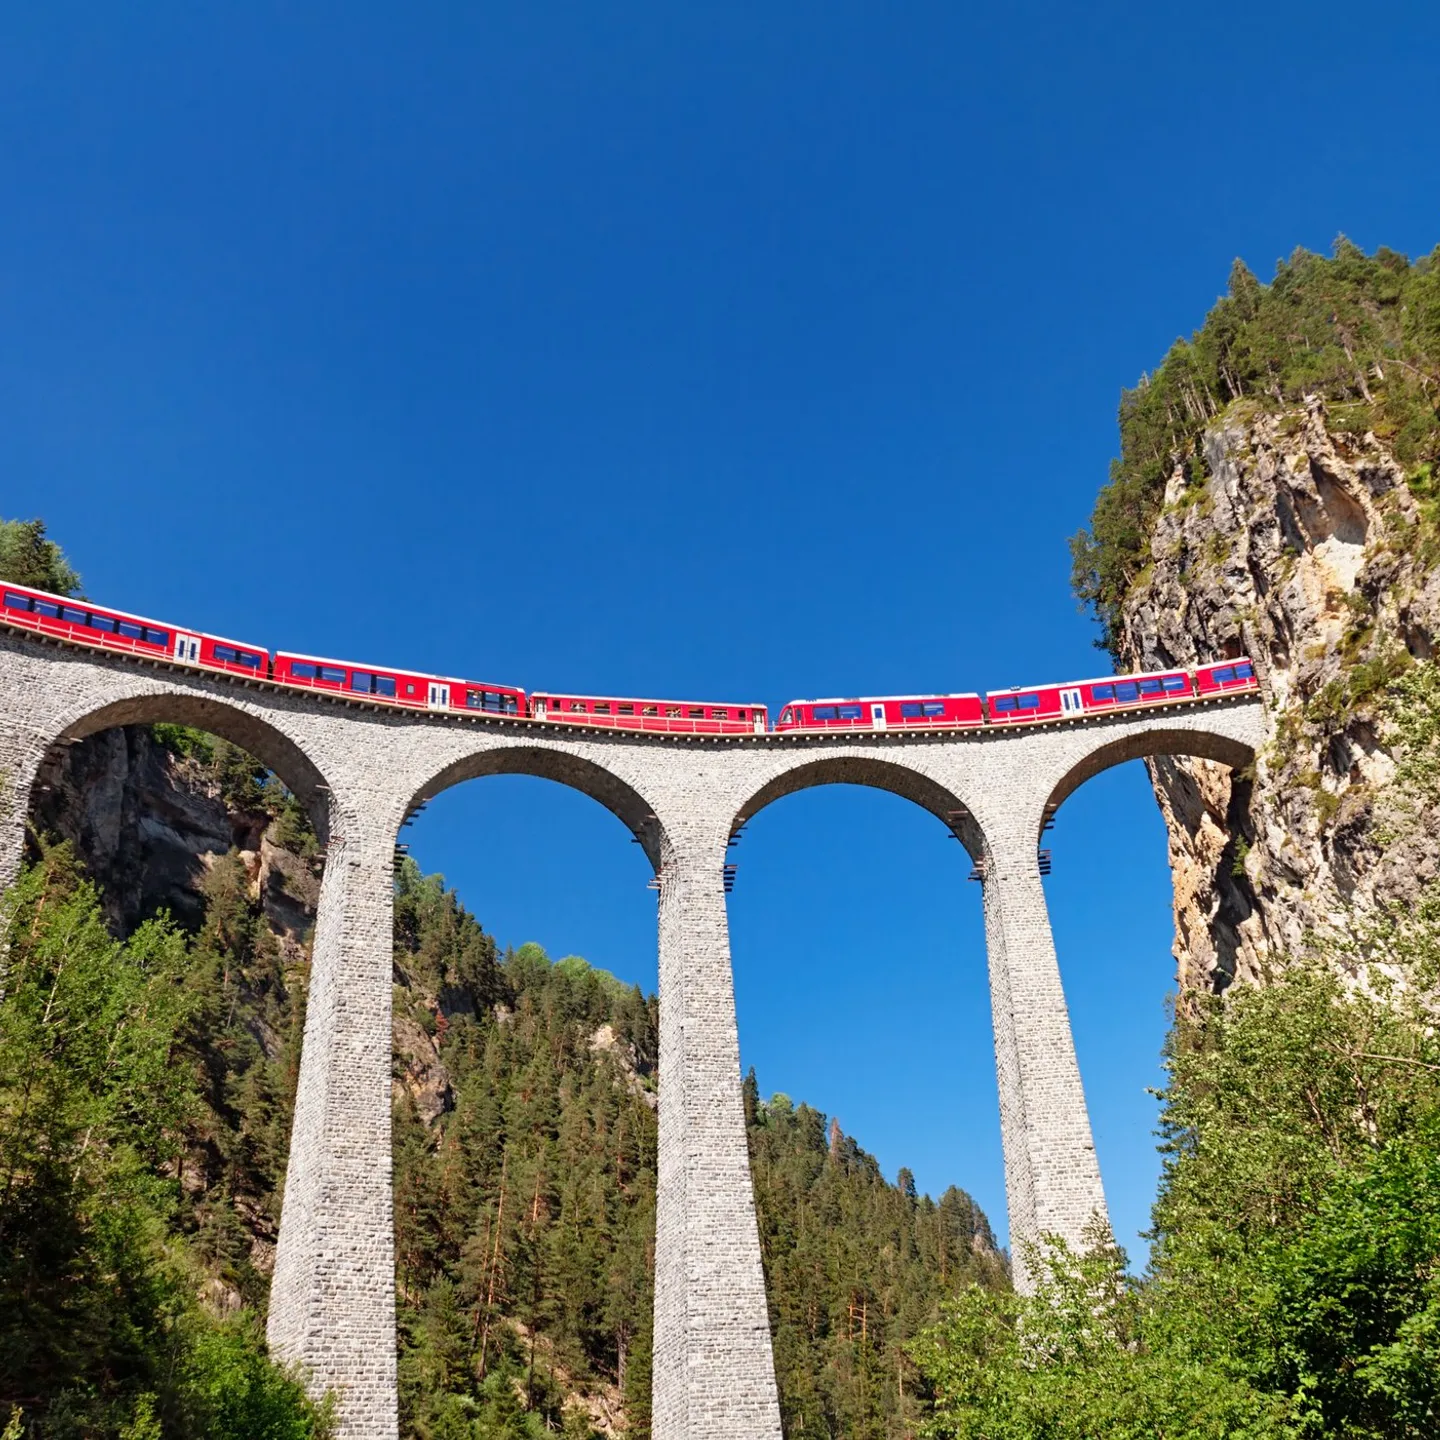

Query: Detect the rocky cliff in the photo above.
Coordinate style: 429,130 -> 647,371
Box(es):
1115,398 -> 1440,993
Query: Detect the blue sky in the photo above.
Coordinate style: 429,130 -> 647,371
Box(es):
4,0 -> 1438,1260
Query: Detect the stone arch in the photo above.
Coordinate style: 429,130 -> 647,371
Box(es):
43,689 -> 335,842
730,752 -> 986,860
402,743 -> 670,870
1037,721 -> 1258,839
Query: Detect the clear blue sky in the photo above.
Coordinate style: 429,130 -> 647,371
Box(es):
4,1 -> 1437,1262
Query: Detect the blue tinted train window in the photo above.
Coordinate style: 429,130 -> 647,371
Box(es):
1213,667 -> 1235,683
485,692 -> 505,711
292,662 -> 317,679
145,628 -> 168,645
92,615 -> 116,632
1115,682 -> 1138,701
1235,662 -> 1254,679
239,652 -> 262,668
1139,678 -> 1162,695
374,676 -> 396,697
838,704 -> 862,719
1092,685 -> 1114,701
62,607 -> 87,624
1018,694 -> 1041,709
992,696 -> 1018,712
1164,675 -> 1188,692
215,645 -> 237,663
118,620 -> 142,638
350,672 -> 372,693
319,667 -> 345,683
923,702 -> 946,716
3,592 -> 30,610
901,702 -> 923,718
36,601 -> 62,618
812,706 -> 837,720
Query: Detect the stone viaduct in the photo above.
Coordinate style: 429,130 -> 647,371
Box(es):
0,627 -> 1265,1439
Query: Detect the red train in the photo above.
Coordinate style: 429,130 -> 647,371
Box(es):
0,580 -> 1259,735
775,694 -> 984,731
531,692 -> 768,735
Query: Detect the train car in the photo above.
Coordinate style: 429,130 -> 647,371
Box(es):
985,667 -> 1194,724
1194,657 -> 1259,696
1,581 -> 270,677
530,692 -> 768,734
274,651 -> 525,714
774,694 -> 985,732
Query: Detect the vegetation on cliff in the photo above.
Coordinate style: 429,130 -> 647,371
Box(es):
912,939 -> 1440,1438
1071,239 -> 1440,655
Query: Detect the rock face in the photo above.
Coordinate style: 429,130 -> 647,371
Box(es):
30,726 -> 317,947
1116,397 -> 1438,993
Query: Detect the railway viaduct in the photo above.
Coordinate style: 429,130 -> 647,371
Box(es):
0,628 -> 1266,1440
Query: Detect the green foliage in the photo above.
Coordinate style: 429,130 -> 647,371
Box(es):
0,848 -> 329,1437
912,952 -> 1440,1439
0,518 -> 81,597
150,723 -> 217,764
1072,240 -> 1440,654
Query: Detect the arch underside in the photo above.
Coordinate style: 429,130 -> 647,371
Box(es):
406,746 -> 665,869
1042,724 -> 1257,838
733,754 -> 985,860
54,693 -> 334,842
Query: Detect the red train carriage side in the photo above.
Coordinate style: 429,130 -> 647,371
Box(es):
1,581 -> 270,677
274,652 -> 525,714
774,694 -> 984,732
531,692 -> 768,734
1194,658 -> 1258,696
985,667 -> 1195,724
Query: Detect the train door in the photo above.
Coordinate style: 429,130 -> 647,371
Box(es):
427,681 -> 450,709
172,632 -> 201,664
534,697 -> 547,720
754,710 -> 766,733
1060,687 -> 1083,717
871,702 -> 887,730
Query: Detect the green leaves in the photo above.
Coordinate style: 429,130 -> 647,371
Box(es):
1072,240 -> 1440,655
0,517 -> 81,596
0,850 -> 330,1437
911,939 -> 1440,1440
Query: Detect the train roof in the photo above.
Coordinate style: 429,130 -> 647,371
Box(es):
780,692 -> 980,705
983,665 -> 1203,695
533,689 -> 767,707
274,649 -> 524,691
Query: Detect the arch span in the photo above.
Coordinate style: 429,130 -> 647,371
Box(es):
47,691 -> 335,841
731,753 -> 986,860
403,743 -> 669,870
1042,724 -> 1256,825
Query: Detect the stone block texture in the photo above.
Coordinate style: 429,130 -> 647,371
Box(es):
0,626 -> 1266,1438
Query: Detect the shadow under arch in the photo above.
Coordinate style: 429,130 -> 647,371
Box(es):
1040,725 -> 1257,836
732,753 -> 985,860
47,692 -> 335,842
403,744 -> 668,869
